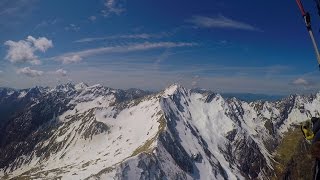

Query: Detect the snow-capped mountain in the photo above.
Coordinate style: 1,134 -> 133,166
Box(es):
0,83 -> 318,179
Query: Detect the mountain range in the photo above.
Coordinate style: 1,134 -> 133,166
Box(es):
0,83 -> 317,179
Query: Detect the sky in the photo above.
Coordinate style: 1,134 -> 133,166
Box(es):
1,0 -> 320,95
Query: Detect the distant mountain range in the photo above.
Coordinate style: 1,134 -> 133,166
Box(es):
221,93 -> 285,102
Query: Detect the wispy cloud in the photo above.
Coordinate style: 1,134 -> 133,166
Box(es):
0,0 -> 37,16
291,78 -> 314,89
55,42 -> 197,64
75,33 -> 170,43
101,0 -> 125,17
187,15 -> 261,31
191,75 -> 200,88
65,24 -> 80,32
0,6 -> 19,16
4,36 -> 53,65
17,67 -> 44,78
0,0 -> 38,27
89,16 -> 97,22
55,69 -> 68,77
59,55 -> 82,64
154,49 -> 171,65
34,19 -> 58,30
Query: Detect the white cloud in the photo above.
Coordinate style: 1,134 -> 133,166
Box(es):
55,42 -> 197,64
89,16 -> 97,21
17,67 -> 44,77
4,36 -> 53,65
102,0 -> 125,17
55,69 -> 68,77
4,40 -> 39,65
75,33 -> 169,43
187,15 -> 261,31
59,55 -> 83,64
292,78 -> 312,86
26,36 -> 53,52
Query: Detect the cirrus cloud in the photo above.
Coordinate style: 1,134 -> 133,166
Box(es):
55,42 -> 197,64
187,15 -> 261,31
74,33 -> 170,43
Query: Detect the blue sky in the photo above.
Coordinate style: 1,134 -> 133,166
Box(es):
1,0 -> 320,94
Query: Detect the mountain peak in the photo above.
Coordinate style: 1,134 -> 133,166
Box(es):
54,83 -> 75,92
163,83 -> 185,97
75,82 -> 89,91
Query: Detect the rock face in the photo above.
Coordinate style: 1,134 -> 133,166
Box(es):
0,83 -> 319,179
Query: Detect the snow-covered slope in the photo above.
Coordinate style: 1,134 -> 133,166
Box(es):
0,83 -> 319,179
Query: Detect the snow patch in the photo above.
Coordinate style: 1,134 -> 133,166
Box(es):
75,82 -> 88,91
18,91 -> 27,98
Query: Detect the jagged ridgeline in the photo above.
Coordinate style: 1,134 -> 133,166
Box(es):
0,83 -> 318,179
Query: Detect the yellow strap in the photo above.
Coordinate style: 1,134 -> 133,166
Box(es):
302,128 -> 315,140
